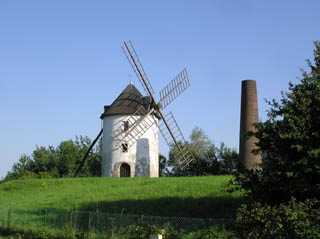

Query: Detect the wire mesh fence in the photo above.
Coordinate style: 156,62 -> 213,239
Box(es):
0,206 -> 234,238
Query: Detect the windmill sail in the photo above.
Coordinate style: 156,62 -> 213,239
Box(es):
113,105 -> 157,150
159,112 -> 194,169
120,40 -> 195,170
159,68 -> 190,109
122,41 -> 155,97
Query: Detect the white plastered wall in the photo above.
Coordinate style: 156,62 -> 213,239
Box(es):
102,114 -> 159,177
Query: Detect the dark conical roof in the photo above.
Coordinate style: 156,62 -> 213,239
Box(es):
100,84 -> 152,118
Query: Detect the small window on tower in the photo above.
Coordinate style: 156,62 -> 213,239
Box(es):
122,142 -> 128,152
123,121 -> 129,131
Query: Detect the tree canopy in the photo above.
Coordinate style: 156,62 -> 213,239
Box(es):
5,136 -> 102,180
162,127 -> 239,176
6,127 -> 239,179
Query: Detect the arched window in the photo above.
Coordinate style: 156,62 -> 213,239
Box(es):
120,163 -> 130,177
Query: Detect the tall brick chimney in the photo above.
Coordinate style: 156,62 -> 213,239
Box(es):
239,80 -> 262,170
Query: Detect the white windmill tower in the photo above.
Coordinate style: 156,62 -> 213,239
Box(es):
100,82 -> 160,177
74,41 -> 194,178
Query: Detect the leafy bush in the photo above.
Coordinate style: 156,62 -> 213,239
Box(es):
118,223 -> 182,239
17,170 -> 39,180
119,224 -> 150,239
183,226 -> 234,239
0,227 -> 56,239
161,223 -> 183,239
235,198 -> 320,239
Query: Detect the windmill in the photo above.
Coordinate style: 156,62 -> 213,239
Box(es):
75,41 -> 194,177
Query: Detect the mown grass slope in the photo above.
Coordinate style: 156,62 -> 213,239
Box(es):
0,176 -> 243,219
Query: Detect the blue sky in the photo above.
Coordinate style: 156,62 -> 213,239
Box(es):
1,0 -> 319,178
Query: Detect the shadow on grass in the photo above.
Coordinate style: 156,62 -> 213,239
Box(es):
0,196 -> 245,234
79,196 -> 246,219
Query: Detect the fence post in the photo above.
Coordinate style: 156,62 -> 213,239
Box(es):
87,212 -> 90,239
96,211 -> 100,232
44,209 -> 48,230
7,208 -> 11,228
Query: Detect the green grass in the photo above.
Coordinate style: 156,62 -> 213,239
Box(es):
0,176 -> 243,219
0,176 -> 243,238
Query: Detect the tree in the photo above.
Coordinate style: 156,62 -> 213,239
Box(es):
218,142 -> 240,174
166,127 -> 239,176
235,41 -> 320,203
5,135 -> 102,180
5,154 -> 33,180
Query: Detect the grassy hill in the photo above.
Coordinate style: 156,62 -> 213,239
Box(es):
0,176 -> 243,219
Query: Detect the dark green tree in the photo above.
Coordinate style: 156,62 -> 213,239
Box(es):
5,135 -> 102,180
167,127 -> 239,176
5,154 -> 33,180
218,142 -> 240,174
235,41 -> 320,203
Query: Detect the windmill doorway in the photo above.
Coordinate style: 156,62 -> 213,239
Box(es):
120,163 -> 130,177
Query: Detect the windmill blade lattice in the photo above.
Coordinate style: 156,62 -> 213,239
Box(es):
113,105 -> 157,150
159,112 -> 194,169
121,40 -> 195,170
122,41 -> 155,97
159,68 -> 190,109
